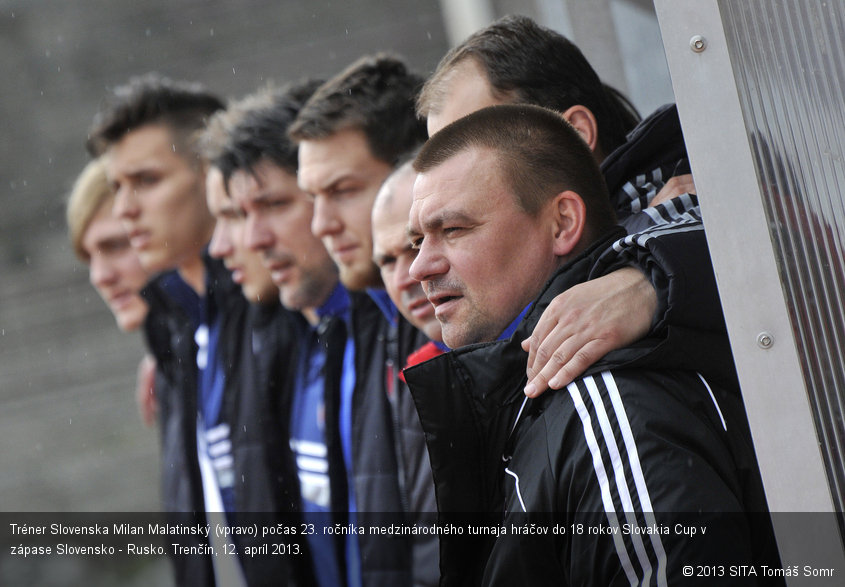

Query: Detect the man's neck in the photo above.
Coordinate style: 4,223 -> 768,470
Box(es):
496,303 -> 533,344
301,307 -> 320,326
178,223 -> 215,295
178,255 -> 206,296
301,279 -> 345,327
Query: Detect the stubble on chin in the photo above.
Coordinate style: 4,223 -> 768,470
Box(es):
338,262 -> 381,292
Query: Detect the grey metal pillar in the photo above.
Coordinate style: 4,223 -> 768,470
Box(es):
655,0 -> 845,581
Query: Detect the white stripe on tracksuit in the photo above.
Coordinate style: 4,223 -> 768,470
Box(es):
612,219 -> 705,252
567,371 -> 668,587
644,193 -> 700,226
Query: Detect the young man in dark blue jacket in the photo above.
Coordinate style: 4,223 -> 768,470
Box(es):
290,54 -> 435,587
210,80 -> 354,587
200,162 -> 310,586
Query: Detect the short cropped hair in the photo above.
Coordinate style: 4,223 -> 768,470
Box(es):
87,73 -> 224,159
414,104 -> 617,235
66,158 -> 112,261
417,15 -> 640,157
203,79 -> 323,184
289,53 -> 427,165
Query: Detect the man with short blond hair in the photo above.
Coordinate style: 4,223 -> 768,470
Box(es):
67,158 -> 157,427
67,157 -> 149,333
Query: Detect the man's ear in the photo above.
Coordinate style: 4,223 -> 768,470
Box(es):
551,190 -> 587,258
561,105 -> 599,154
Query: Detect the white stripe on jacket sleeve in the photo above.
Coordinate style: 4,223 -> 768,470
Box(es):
567,372 -> 669,586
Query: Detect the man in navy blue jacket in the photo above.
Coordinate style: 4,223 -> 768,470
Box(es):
210,80 -> 354,587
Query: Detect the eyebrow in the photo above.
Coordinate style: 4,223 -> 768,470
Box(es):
373,251 -> 394,265
252,189 -> 294,203
374,238 -> 414,263
312,171 -> 363,195
121,161 -> 165,179
217,204 -> 242,217
126,166 -> 159,176
411,209 -> 474,235
406,223 -> 422,240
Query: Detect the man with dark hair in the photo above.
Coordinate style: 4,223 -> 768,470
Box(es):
205,167 -> 277,305
408,105 -> 616,349
291,54 -> 435,587
207,161 -> 316,587
418,14 -> 691,232
88,74 -> 231,586
88,73 -> 224,157
418,15 -> 638,162
208,80 -> 349,587
405,105 -> 777,586
88,73 -> 221,293
291,53 -> 427,290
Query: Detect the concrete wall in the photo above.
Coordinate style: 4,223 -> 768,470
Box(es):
0,0 -> 448,514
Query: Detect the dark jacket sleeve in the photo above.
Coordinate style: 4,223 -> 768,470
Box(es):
349,294 -> 412,587
590,221 -> 740,389
140,278 -> 214,587
552,371 -> 765,586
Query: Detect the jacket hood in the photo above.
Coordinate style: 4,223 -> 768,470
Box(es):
600,103 -> 687,202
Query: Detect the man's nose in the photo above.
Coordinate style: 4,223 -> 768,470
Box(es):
395,255 -> 419,291
311,196 -> 342,239
245,213 -> 272,253
113,185 -> 140,221
409,240 -> 448,283
208,224 -> 233,260
90,255 -> 117,288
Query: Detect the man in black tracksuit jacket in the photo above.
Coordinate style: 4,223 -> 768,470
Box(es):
601,103 -> 698,233
233,300 -> 324,586
404,105 -> 781,586
406,231 -> 781,586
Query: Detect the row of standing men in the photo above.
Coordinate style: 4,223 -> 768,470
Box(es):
67,15 -> 778,587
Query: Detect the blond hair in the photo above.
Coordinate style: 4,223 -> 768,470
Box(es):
66,158 -> 113,261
